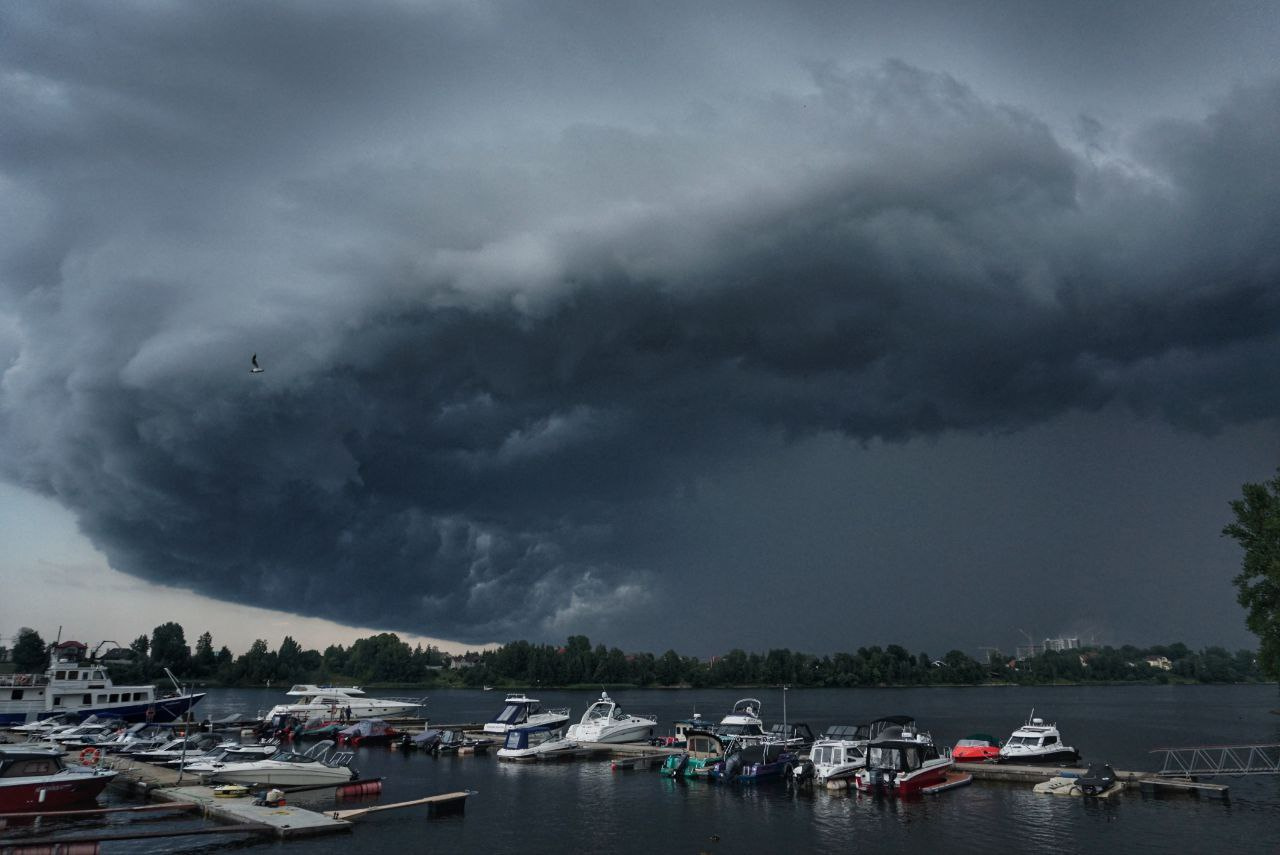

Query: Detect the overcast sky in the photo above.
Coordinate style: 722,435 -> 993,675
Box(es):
2,1 -> 1279,658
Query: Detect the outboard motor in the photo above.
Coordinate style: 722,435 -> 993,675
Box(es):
794,758 -> 815,787
1077,763 -> 1116,796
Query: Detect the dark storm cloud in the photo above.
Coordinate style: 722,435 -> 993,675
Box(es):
2,2 -> 1279,644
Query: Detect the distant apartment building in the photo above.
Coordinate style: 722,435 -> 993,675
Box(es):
1016,636 -> 1081,661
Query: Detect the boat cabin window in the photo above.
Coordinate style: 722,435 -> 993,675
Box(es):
10,689 -> 22,701
109,694 -> 118,703
1043,735 -> 1056,745
869,745 -> 921,771
1,759 -> 57,777
55,671 -> 66,680
503,731 -> 526,750
689,736 -> 716,754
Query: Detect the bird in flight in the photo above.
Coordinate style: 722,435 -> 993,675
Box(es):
250,354 -> 265,374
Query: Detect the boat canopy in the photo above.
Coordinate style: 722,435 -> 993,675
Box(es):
957,733 -> 1000,747
823,724 -> 870,741
866,738 -> 940,772
730,698 -> 762,717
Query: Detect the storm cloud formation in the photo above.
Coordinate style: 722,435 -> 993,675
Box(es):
2,2 -> 1279,648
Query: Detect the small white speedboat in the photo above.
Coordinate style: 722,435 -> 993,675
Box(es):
795,725 -> 870,786
204,740 -> 357,787
565,693 -> 656,743
496,726 -> 579,761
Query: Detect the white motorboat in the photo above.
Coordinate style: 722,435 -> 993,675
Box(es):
795,724 -> 870,786
995,711 -> 1080,765
261,685 -> 424,722
482,694 -> 571,735
496,725 -> 580,761
129,734 -> 223,763
713,697 -> 768,741
204,740 -> 357,787
564,693 -> 656,743
177,742 -> 280,773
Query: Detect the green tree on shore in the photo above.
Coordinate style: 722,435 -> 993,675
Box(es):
12,628 -> 46,672
1223,468 -> 1280,681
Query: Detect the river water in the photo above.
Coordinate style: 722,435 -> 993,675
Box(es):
37,684 -> 1280,853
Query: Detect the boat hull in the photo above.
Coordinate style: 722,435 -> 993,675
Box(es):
995,748 -> 1080,765
565,721 -> 655,743
855,760 -> 953,796
206,762 -> 354,787
0,693 -> 206,726
0,772 -> 117,812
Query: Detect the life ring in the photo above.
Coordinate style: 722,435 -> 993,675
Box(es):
79,747 -> 103,766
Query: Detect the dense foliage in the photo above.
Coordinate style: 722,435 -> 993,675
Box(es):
11,623 -> 1261,689
1224,468 -> 1280,682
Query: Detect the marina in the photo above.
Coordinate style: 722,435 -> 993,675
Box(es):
0,684 -> 1275,853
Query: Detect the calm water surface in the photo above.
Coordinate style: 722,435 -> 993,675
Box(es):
26,685 -> 1280,853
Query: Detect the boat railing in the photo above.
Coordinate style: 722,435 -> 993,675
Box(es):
547,707 -> 571,717
0,673 -> 50,687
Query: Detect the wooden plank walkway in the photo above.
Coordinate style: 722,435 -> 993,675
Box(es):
152,785 -> 352,839
330,791 -> 469,821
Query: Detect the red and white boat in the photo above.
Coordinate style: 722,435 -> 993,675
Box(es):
854,715 -> 952,796
0,746 -> 118,812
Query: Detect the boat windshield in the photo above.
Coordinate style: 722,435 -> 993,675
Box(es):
586,703 -> 614,721
1007,735 -> 1041,746
956,739 -> 991,747
718,724 -> 764,737
270,751 -> 316,763
494,704 -> 527,724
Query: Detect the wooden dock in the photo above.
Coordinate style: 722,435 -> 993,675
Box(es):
956,762 -> 1229,800
152,785 -> 352,839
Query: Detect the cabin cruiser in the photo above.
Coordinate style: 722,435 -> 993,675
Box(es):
794,724 -> 869,787
0,746 -> 118,811
261,685 -> 424,722
565,693 -> 657,744
661,728 -> 730,778
0,650 -> 203,725
496,725 -> 579,761
713,698 -> 768,741
483,694 -> 571,735
854,716 -> 952,795
205,740 -> 357,787
996,712 -> 1080,765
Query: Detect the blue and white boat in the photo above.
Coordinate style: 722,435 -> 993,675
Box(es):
482,694 -> 570,735
0,650 -> 204,726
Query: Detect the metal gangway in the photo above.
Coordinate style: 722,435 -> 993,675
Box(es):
1150,744 -> 1280,778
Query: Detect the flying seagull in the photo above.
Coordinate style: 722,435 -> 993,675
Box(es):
250,354 -> 264,374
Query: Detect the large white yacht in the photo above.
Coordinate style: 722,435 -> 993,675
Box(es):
995,711 -> 1080,765
482,694 -> 571,735
261,685 -> 424,722
564,693 -> 656,743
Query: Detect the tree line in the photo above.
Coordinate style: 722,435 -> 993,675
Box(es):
3,625 -> 1262,688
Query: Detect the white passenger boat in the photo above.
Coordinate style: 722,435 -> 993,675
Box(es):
0,650 -> 204,726
482,694 -> 571,735
995,711 -> 1080,765
261,685 -> 424,722
564,693 -> 657,743
204,740 -> 357,786
496,725 -> 579,761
